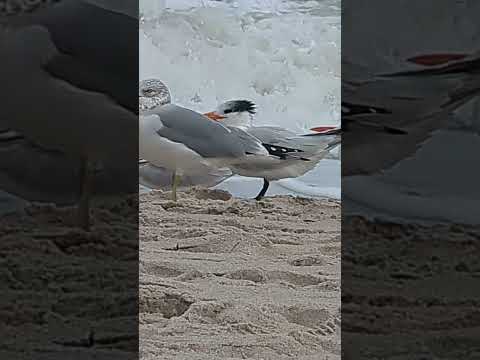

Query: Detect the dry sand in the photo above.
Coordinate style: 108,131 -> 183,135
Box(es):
342,216 -> 480,359
140,188 -> 341,360
0,197 -> 138,359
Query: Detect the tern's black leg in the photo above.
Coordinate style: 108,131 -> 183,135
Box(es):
254,179 -> 270,201
78,157 -> 92,231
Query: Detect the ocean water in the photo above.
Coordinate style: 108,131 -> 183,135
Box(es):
139,0 -> 341,199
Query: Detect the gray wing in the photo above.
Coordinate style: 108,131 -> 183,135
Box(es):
145,104 -> 267,158
247,126 -> 340,154
343,70 -> 478,127
246,126 -> 298,144
2,0 -> 138,113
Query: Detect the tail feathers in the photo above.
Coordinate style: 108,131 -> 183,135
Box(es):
275,148 -> 334,177
325,138 -> 341,151
302,127 -> 341,152
282,136 -> 341,161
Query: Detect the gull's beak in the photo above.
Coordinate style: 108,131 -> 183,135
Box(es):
407,53 -> 468,66
204,111 -> 226,121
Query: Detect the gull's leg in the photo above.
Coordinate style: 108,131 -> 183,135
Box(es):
78,157 -> 93,231
254,178 -> 270,201
171,170 -> 177,202
171,170 -> 181,202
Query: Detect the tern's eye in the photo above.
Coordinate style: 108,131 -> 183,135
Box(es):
224,109 -> 233,114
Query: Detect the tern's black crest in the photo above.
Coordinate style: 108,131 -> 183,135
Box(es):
225,100 -> 257,114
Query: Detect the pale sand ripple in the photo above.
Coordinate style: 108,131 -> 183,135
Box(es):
140,188 -> 341,360
343,216 -> 480,359
0,196 -> 138,357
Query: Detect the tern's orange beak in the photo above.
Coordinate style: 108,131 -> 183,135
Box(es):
204,111 -> 226,121
407,53 -> 468,66
310,126 -> 336,133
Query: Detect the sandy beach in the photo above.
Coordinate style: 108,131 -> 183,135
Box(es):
342,216 -> 480,359
140,188 -> 341,359
0,197 -> 138,358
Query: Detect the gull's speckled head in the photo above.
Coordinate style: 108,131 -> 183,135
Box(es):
139,78 -> 171,112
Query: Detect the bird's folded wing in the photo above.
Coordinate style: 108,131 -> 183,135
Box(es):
149,104 -> 268,159
45,52 -> 137,113
247,126 -> 339,153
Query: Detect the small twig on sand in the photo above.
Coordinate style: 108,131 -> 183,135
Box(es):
54,329 -> 94,348
32,230 -> 72,238
141,281 -> 175,288
186,257 -> 224,262
163,243 -> 202,251
230,241 -> 241,252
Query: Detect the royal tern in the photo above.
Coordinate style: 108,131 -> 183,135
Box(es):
341,55 -> 480,176
205,100 -> 341,200
0,0 -> 137,230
